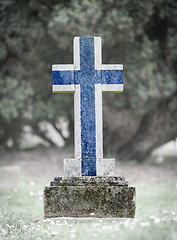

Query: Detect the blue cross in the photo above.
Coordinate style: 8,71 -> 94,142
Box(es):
52,37 -> 123,176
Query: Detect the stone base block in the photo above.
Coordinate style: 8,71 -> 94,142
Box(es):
44,177 -> 136,218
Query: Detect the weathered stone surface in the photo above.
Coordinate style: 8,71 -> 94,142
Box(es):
51,176 -> 128,186
44,177 -> 136,218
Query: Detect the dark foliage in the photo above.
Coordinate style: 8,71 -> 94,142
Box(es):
0,0 -> 176,160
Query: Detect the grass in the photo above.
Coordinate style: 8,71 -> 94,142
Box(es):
0,148 -> 177,240
0,179 -> 177,240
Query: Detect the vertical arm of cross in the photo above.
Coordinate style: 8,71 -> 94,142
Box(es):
73,37 -> 81,160
94,38 -> 103,159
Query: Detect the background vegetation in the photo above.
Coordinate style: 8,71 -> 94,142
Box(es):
0,0 -> 177,161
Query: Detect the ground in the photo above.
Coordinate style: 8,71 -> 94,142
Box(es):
0,147 -> 177,240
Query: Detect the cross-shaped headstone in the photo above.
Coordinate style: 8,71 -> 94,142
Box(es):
52,37 -> 123,177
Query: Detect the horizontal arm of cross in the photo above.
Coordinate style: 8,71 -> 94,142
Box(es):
52,64 -> 75,93
52,37 -> 123,93
101,64 -> 123,92
52,64 -> 123,93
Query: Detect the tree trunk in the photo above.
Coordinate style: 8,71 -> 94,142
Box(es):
103,90 -> 177,161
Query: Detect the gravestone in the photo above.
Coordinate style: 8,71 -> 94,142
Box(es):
44,37 -> 136,218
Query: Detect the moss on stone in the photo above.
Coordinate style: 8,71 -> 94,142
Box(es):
44,177 -> 136,218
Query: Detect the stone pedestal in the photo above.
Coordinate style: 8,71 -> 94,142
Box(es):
44,176 -> 136,218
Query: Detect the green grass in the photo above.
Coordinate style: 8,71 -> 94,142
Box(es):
0,180 -> 177,240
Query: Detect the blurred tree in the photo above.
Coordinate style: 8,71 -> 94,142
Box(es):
0,0 -> 176,161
